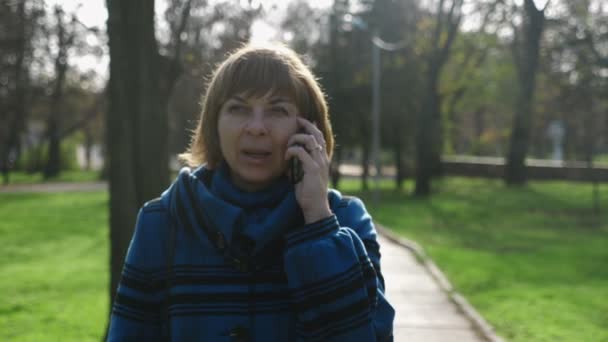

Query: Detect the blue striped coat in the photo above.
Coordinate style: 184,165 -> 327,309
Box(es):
107,167 -> 395,341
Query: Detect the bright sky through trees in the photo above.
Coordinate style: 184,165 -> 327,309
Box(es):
43,0 -> 332,83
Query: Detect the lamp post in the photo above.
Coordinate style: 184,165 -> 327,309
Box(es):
346,16 -> 407,204
371,31 -> 381,204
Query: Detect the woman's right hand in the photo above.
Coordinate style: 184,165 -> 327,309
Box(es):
285,117 -> 332,224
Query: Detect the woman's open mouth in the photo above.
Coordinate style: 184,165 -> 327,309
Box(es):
241,149 -> 272,163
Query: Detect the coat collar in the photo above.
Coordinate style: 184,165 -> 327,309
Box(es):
166,165 -> 303,268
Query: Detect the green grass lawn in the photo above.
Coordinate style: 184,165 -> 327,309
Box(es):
338,177 -> 608,342
1,178 -> 607,341
0,191 -> 109,341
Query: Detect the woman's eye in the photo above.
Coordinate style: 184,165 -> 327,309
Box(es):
269,106 -> 289,116
228,105 -> 249,114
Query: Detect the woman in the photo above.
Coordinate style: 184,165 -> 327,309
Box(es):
107,44 -> 395,341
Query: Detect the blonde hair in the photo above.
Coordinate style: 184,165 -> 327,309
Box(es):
179,43 -> 334,168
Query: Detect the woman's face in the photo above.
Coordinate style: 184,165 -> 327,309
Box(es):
217,91 -> 300,191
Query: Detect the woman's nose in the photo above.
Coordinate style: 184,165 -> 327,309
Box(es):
244,107 -> 268,135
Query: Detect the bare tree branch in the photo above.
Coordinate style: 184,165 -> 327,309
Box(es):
433,0 -> 447,51
59,95 -> 104,139
438,0 -> 463,65
168,0 -> 193,80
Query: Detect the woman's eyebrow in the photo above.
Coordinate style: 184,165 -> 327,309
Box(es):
269,97 -> 292,105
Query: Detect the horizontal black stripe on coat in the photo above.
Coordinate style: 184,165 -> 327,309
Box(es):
124,263 -> 238,277
120,270 -> 150,287
120,274 -> 165,293
112,304 -> 161,323
298,309 -> 370,341
168,300 -> 291,311
361,238 -> 384,284
123,263 -> 166,278
297,298 -> 371,333
168,304 -> 292,317
112,304 -> 157,320
168,291 -> 290,306
286,219 -> 338,249
171,263 -> 284,275
172,263 -> 281,271
361,257 -> 376,278
361,257 -> 379,306
290,256 -> 369,298
294,273 -> 366,313
112,308 -> 155,324
286,216 -> 336,241
169,272 -> 287,287
362,239 -> 380,256
124,262 -> 285,278
120,271 -> 288,294
376,267 -> 386,290
171,264 -> 284,276
114,293 -> 162,313
291,262 -> 359,299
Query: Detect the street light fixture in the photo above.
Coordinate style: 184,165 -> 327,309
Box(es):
344,15 -> 407,204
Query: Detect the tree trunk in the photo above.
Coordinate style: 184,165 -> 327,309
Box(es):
84,126 -> 93,171
361,140 -> 370,191
393,125 -> 405,189
414,0 -> 463,197
44,8 -> 71,179
505,0 -> 546,185
106,0 -> 168,327
44,119 -> 61,178
415,66 -> 441,196
472,108 -> 485,155
1,128 -> 21,185
2,102 -> 25,185
446,87 -> 465,153
330,146 -> 342,188
2,1 -> 29,185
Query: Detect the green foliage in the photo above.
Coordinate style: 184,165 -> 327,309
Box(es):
15,135 -> 82,173
441,30 -> 517,155
0,191 -> 109,341
594,154 -> 608,165
338,178 -> 608,342
469,128 -> 510,156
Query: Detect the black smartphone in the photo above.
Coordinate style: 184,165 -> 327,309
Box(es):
289,129 -> 306,184
289,147 -> 304,184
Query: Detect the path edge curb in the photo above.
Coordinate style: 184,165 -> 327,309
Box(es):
0,181 -> 107,193
376,224 -> 505,342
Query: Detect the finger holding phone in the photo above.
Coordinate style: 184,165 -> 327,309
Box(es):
285,116 -> 332,224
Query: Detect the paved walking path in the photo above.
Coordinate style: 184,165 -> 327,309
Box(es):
378,234 -> 492,342
0,181 -> 106,193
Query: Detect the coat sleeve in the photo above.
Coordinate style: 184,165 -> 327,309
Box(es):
107,202 -> 169,342
283,196 -> 395,341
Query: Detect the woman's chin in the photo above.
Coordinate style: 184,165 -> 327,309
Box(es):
232,169 -> 284,191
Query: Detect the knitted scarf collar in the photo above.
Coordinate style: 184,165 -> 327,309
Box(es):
169,164 -> 303,266
210,162 -> 291,211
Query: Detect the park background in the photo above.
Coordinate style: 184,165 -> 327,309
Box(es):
1,0 -> 607,341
